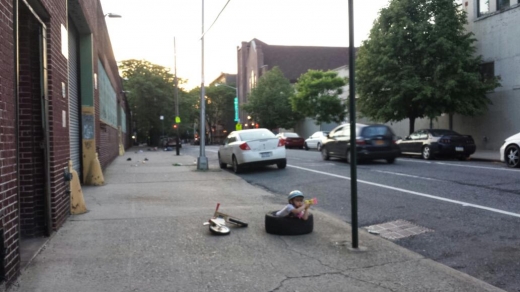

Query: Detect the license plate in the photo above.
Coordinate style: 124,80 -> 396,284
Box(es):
455,147 -> 464,152
261,152 -> 272,158
375,140 -> 385,145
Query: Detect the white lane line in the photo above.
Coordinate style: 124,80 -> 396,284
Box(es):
399,158 -> 518,172
373,170 -> 442,182
288,164 -> 520,219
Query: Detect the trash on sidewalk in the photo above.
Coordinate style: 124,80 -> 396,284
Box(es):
127,158 -> 132,161
368,229 -> 380,235
203,203 -> 248,235
173,163 -> 183,166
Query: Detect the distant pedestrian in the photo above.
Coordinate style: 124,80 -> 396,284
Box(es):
275,190 -> 311,220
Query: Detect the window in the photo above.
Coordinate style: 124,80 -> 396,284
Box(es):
497,0 -> 510,10
480,62 -> 495,81
477,0 -> 490,16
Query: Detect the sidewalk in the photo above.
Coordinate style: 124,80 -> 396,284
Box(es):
9,148 -> 504,292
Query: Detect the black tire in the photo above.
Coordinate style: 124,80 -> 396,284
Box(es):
457,155 -> 469,161
505,145 -> 520,168
387,157 -> 396,164
265,211 -> 314,235
229,218 -> 248,227
422,146 -> 434,160
321,147 -> 330,161
317,143 -> 321,151
277,159 -> 287,169
218,154 -> 227,169
304,143 -> 309,151
232,156 -> 241,173
346,149 -> 351,164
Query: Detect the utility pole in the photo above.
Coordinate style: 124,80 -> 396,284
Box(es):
197,0 -> 208,170
174,37 -> 180,156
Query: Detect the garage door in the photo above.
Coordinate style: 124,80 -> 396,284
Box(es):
68,22 -> 81,178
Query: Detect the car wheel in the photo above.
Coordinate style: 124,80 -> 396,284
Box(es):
317,143 -> 321,151
304,143 -> 309,151
265,211 -> 314,235
232,156 -> 241,173
387,157 -> 396,164
277,159 -> 287,169
218,153 -> 226,169
457,155 -> 469,161
505,145 -> 520,168
321,147 -> 330,161
345,149 -> 351,164
422,146 -> 434,160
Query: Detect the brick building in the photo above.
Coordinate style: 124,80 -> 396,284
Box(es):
0,0 -> 130,285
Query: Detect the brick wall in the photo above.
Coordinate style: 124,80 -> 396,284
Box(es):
18,5 -> 46,238
0,0 -> 20,283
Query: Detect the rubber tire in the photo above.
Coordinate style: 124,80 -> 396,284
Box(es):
345,149 -> 351,164
265,211 -> 314,235
304,143 -> 309,151
505,145 -> 520,168
232,156 -> 241,173
229,218 -> 248,227
422,146 -> 434,160
277,159 -> 287,169
317,143 -> 321,151
457,155 -> 469,161
218,154 -> 227,169
321,147 -> 330,161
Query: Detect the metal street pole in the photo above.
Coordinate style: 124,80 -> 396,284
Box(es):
197,0 -> 208,170
174,37 -> 180,156
348,0 -> 359,249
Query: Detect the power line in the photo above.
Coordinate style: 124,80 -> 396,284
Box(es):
200,0 -> 231,39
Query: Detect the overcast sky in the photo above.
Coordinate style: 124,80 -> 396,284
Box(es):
101,0 -> 391,89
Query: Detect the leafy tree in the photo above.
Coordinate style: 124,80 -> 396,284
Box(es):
119,59 -> 196,145
242,67 -> 299,130
356,0 -> 500,134
292,70 -> 347,124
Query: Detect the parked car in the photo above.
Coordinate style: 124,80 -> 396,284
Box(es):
321,124 -> 400,163
275,132 -> 305,149
396,129 -> 476,160
500,132 -> 520,168
304,131 -> 329,151
218,129 -> 287,173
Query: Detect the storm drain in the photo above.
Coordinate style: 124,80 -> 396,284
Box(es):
364,220 -> 433,240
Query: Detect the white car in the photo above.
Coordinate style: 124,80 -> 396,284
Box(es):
218,129 -> 287,173
500,132 -> 520,168
304,131 -> 329,151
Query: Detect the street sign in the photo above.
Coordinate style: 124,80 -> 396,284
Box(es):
234,97 -> 239,121
235,122 -> 242,131
175,116 -> 181,123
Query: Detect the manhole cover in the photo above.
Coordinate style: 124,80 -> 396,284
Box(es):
364,220 -> 433,240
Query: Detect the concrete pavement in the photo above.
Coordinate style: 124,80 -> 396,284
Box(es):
9,147 -> 505,292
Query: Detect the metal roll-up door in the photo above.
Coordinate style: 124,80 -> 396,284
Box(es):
68,23 -> 81,178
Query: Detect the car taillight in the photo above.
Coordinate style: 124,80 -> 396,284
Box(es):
239,142 -> 251,150
440,139 -> 451,144
277,138 -> 285,147
356,139 -> 366,145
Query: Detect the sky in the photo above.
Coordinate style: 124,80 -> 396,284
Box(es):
100,0 -> 391,89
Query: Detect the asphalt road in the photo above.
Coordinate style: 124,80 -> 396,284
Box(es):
184,145 -> 520,292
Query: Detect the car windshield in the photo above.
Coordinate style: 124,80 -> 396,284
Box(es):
283,133 -> 299,138
239,130 -> 276,141
361,126 -> 391,137
429,129 -> 460,137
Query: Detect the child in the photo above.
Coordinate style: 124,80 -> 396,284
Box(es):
276,190 -> 311,220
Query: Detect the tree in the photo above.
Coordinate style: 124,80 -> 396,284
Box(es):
292,70 -> 347,124
356,0 -> 500,134
119,59 -> 196,145
242,67 -> 299,130
205,85 -> 235,143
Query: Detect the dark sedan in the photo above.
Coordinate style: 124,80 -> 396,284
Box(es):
321,124 -> 401,163
276,132 -> 305,149
397,129 -> 476,160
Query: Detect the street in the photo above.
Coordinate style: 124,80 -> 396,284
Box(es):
185,145 -> 520,292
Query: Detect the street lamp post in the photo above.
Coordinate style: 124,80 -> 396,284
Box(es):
160,115 -> 164,142
197,0 -> 208,170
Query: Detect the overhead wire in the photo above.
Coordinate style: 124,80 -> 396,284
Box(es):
200,0 -> 232,39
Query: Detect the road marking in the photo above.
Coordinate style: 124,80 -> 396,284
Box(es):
373,170 -> 442,182
288,164 -> 520,219
399,158 -> 518,172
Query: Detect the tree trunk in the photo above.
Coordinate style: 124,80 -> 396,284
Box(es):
409,116 -> 416,134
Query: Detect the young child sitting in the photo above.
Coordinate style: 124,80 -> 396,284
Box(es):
275,190 -> 310,221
